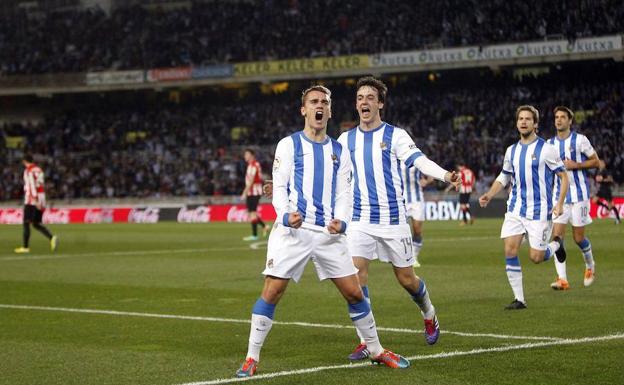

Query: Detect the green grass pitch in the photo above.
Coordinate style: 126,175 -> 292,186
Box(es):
1,219 -> 623,385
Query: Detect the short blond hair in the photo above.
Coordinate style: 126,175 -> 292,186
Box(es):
515,105 -> 540,124
301,85 -> 331,106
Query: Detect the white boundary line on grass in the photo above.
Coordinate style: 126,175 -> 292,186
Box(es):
0,304 -> 562,341
0,247 -> 257,261
0,235 -> 501,261
176,333 -> 624,385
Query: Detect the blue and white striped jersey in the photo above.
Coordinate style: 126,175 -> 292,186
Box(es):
502,137 -> 565,221
548,131 -> 595,203
337,122 -> 423,225
272,131 -> 352,230
402,164 -> 424,204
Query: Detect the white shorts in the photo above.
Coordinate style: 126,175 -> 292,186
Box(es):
553,200 -> 592,227
263,224 -> 357,282
500,212 -> 553,250
406,201 -> 425,222
346,225 -> 415,268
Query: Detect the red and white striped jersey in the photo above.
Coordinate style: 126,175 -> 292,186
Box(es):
23,163 -> 46,207
459,166 -> 476,194
245,160 -> 264,196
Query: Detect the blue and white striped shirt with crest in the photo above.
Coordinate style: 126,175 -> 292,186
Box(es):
402,164 -> 424,204
548,131 -> 595,204
502,137 -> 565,221
272,131 -> 352,230
338,122 -> 423,226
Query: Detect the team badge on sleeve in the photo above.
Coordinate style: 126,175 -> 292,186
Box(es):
273,157 -> 281,171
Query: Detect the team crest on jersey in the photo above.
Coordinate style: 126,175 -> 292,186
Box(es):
267,259 -> 274,269
531,153 -> 537,161
380,141 -> 388,150
331,153 -> 338,163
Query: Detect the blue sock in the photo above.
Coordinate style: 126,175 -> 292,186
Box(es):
577,238 -> 594,269
348,299 -> 371,321
411,279 -> 434,318
361,285 -> 371,305
252,297 -> 276,319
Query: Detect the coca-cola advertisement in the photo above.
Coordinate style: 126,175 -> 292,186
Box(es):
177,206 -> 211,223
590,197 -> 624,219
128,207 -> 161,223
0,204 -> 277,224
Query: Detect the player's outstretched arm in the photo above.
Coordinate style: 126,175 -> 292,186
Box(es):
479,174 -> 507,208
444,170 -> 461,191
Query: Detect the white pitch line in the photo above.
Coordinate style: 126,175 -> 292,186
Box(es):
0,235 -> 497,261
177,333 -> 624,385
0,304 -> 562,341
0,246 -> 266,261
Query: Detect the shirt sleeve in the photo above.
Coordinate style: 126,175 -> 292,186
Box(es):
502,146 -> 513,174
393,128 -> 423,168
333,144 -> 353,223
413,156 -> 448,181
544,143 -> 565,172
579,135 -> 596,158
272,137 -> 293,225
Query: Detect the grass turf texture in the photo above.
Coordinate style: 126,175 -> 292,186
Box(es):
0,219 -> 622,385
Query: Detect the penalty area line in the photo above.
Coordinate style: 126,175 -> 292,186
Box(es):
177,332 -> 624,385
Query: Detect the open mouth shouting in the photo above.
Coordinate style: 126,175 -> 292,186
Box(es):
315,110 -> 324,121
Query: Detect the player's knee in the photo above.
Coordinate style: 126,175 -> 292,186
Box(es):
344,288 -> 364,303
572,232 -> 585,244
504,245 -> 519,256
394,268 -> 416,288
528,250 -> 544,264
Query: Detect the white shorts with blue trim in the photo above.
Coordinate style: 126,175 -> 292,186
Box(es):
553,200 -> 592,227
405,201 -> 425,222
263,224 -> 357,282
346,224 -> 415,268
500,212 -> 553,251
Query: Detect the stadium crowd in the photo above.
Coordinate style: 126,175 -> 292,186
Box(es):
1,63 -> 622,201
1,0 -> 623,75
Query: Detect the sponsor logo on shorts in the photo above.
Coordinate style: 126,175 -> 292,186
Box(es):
267,259 -> 274,269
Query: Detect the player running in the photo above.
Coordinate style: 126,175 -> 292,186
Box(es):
479,105 -> 569,310
547,106 -> 601,290
339,76 -> 460,360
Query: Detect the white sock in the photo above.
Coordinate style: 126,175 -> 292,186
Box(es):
554,258 -> 567,281
505,256 -> 524,303
355,286 -> 371,344
246,314 -> 273,361
351,311 -> 383,357
413,241 -> 423,261
577,239 -> 594,269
